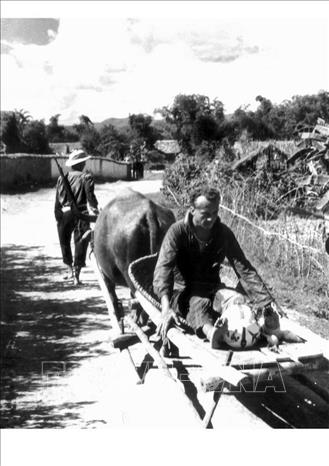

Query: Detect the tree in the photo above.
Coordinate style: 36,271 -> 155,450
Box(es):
79,114 -> 93,127
61,127 -> 80,142
97,124 -> 129,160
73,114 -> 94,135
288,91 -> 329,132
46,114 -> 79,142
0,111 -> 24,153
211,98 -> 225,125
71,114 -> 100,154
23,119 -> 51,154
230,91 -> 329,141
128,113 -> 160,149
157,94 -> 226,155
80,127 -> 101,155
14,108 -> 32,137
193,113 -> 219,145
46,113 -> 65,142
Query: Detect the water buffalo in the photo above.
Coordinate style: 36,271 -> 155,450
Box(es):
93,188 -> 175,321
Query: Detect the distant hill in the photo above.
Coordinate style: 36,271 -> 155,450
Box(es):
93,116 -> 171,132
94,117 -> 129,131
93,114 -> 233,131
59,116 -> 169,141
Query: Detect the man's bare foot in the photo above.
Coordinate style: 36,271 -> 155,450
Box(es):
63,266 -> 74,281
73,266 -> 81,285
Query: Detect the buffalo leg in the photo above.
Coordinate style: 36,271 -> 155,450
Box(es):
102,273 -> 124,321
122,271 -> 149,326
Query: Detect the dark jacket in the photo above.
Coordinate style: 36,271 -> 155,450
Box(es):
153,212 -> 273,308
54,170 -> 99,219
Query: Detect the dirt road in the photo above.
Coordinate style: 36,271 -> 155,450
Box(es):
1,176 -> 328,428
1,177 -> 169,428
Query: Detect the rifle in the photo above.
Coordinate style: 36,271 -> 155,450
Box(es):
54,157 -> 98,223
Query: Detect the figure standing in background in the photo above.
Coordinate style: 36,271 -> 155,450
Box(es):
54,149 -> 99,285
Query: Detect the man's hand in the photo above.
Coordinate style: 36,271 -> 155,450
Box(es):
267,301 -> 286,318
157,309 -> 180,342
256,301 -> 286,321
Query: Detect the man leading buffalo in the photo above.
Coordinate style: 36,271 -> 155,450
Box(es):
153,186 -> 279,350
54,149 -> 99,285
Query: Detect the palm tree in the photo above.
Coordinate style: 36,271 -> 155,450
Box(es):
14,108 -> 32,137
79,115 -> 93,128
49,114 -> 61,127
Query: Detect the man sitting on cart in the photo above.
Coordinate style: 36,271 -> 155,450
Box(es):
153,186 -> 278,350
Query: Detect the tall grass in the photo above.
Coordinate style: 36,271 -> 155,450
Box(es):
214,175 -> 328,286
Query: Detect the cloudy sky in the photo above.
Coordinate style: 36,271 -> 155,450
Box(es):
1,1 -> 328,125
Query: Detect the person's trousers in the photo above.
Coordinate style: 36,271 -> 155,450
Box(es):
170,288 -> 219,335
56,211 -> 90,267
170,285 -> 247,335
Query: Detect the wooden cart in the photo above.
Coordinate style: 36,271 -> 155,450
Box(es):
91,252 -> 329,428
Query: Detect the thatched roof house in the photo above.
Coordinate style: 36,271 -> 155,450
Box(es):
154,139 -> 180,155
232,143 -> 288,172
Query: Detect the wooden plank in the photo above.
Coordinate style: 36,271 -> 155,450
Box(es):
181,342 -> 320,368
280,318 -> 329,360
184,332 -> 324,367
260,343 -> 323,363
135,290 -> 249,388
125,314 -> 203,427
281,344 -> 323,362
200,358 -> 324,393
125,315 -> 174,376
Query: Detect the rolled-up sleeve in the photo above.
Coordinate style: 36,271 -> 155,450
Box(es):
225,228 -> 273,307
153,224 -> 180,299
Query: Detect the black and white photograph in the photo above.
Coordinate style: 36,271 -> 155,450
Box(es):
1,0 -> 328,460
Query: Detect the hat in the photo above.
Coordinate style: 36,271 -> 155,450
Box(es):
66,149 -> 91,167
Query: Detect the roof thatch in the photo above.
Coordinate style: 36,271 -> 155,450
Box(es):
154,139 -> 180,155
232,143 -> 288,171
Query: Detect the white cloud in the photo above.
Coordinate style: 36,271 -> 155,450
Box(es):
1,5 -> 328,124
